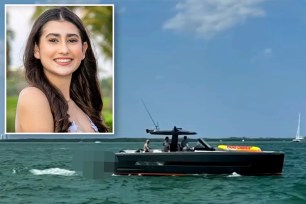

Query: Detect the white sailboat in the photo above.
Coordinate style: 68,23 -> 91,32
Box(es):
293,113 -> 304,142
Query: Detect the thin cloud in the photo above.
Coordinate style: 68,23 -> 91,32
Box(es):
263,48 -> 272,58
250,47 -> 273,62
164,0 -> 267,39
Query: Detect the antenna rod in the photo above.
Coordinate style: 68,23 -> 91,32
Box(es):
296,113 -> 301,138
141,99 -> 158,129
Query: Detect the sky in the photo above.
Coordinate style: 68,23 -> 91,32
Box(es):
1,0 -> 306,139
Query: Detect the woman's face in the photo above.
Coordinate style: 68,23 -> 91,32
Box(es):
34,20 -> 88,80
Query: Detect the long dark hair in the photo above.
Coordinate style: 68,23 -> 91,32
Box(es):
23,7 -> 109,132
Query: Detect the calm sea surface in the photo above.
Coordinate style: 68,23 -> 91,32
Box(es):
0,141 -> 305,204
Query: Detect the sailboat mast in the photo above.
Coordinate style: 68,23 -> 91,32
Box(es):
296,113 -> 301,138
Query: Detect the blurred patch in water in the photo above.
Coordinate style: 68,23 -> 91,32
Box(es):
72,145 -> 117,181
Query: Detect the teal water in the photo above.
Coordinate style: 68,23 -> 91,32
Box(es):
0,141 -> 305,204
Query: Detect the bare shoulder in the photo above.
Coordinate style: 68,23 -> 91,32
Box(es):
18,87 -> 49,104
16,87 -> 54,132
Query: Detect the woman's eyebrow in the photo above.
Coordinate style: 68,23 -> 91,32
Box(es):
45,33 -> 80,38
67,34 -> 80,38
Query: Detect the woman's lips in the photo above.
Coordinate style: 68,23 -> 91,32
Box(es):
54,58 -> 73,66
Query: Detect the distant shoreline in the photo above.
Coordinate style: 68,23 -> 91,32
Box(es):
0,138 -> 294,142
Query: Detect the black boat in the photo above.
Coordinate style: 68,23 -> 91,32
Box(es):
114,127 -> 285,176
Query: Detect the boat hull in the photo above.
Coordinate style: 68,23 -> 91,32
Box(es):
114,151 -> 285,176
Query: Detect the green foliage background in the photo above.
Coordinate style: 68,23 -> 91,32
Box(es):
6,95 -> 112,133
6,71 -> 113,133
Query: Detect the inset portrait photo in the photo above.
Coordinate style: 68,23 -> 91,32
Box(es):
5,4 -> 114,134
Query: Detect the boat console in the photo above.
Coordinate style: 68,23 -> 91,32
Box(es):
194,139 -> 215,151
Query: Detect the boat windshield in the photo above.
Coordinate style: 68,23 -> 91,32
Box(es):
194,139 -> 215,151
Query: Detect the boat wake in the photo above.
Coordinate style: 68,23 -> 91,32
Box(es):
228,172 -> 241,177
29,168 -> 76,176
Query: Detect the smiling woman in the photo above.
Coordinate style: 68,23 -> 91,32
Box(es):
14,7 -> 110,133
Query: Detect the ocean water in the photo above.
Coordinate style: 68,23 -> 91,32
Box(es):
0,141 -> 306,204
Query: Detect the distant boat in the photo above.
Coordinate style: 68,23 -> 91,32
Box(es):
0,134 -> 7,140
293,113 -> 304,142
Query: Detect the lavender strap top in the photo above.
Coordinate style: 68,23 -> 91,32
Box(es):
68,116 -> 98,133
